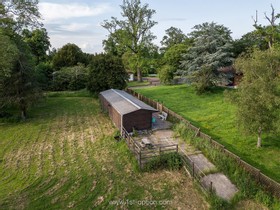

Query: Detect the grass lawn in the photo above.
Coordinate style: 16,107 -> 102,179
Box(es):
127,81 -> 150,87
0,90 -> 208,209
135,85 -> 280,182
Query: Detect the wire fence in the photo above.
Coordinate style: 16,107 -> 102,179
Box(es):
121,127 -> 178,169
126,88 -> 280,198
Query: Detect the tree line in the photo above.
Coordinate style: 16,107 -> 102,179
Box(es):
0,0 -> 279,147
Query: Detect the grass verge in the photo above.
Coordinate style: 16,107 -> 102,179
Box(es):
135,85 -> 280,182
174,122 -> 280,210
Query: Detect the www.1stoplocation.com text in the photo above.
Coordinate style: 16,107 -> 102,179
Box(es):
109,199 -> 172,206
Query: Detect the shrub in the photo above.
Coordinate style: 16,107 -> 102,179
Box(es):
143,152 -> 182,171
158,64 -> 175,84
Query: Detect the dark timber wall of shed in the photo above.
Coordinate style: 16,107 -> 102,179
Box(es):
123,110 -> 153,132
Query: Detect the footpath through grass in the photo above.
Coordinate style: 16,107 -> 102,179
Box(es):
135,85 -> 280,182
0,90 -> 208,209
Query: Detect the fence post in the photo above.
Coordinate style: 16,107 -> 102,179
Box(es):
176,145 -> 178,153
210,181 -> 213,193
192,161 -> 195,178
139,150 -> 142,169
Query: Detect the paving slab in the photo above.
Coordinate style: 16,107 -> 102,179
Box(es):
201,173 -> 238,201
188,153 -> 216,174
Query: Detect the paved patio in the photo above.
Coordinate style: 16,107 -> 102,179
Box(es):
152,112 -> 172,130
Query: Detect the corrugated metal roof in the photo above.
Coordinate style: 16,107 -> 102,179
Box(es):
100,89 -> 157,115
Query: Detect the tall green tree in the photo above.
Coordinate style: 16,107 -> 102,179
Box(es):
103,29 -> 129,57
160,27 -> 189,52
0,29 -> 19,81
22,28 -> 51,64
52,43 -> 86,70
102,0 -> 157,81
252,5 -> 280,49
87,54 -> 128,93
232,30 -> 268,57
181,22 -> 234,93
0,0 -> 41,33
163,43 -> 189,70
233,48 -> 280,147
1,35 -> 41,120
0,0 -> 42,119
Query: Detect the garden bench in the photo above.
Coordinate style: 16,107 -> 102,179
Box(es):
159,111 -> 168,120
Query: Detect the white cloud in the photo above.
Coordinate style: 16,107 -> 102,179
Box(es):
49,34 -> 105,53
39,2 -> 111,23
59,23 -> 91,32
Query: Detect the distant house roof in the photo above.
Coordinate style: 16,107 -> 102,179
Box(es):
100,89 -> 157,115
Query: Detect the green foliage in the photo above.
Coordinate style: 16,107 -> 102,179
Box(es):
0,29 -> 19,80
232,31 -> 268,57
158,64 -> 175,84
0,0 -> 42,33
175,124 -> 280,209
208,194 -> 232,210
160,27 -> 189,52
51,64 -> 89,91
87,54 -> 128,93
233,48 -> 280,147
135,85 -> 280,182
35,62 -> 54,90
253,5 -> 280,49
103,29 -> 130,57
0,33 -> 41,120
143,152 -> 182,171
102,0 -> 157,81
0,94 -> 207,209
180,22 -> 234,93
52,43 -> 86,70
22,28 -> 51,64
163,43 -> 189,70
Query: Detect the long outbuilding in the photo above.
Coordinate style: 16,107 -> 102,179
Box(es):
99,89 -> 157,132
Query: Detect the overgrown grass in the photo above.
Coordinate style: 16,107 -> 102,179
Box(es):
135,85 -> 280,182
174,122 -> 280,210
143,152 -> 183,171
0,91 -> 208,209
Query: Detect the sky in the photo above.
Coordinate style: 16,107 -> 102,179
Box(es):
39,0 -> 280,54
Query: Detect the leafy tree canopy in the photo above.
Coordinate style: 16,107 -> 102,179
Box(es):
232,30 -> 268,57
164,43 -> 189,70
0,34 -> 41,119
180,22 -> 234,93
22,28 -> 51,64
160,26 -> 189,52
0,29 -> 19,80
252,5 -> 280,49
52,64 -> 89,91
87,54 -> 128,93
0,0 -> 42,119
0,0 -> 42,33
232,47 -> 280,147
102,0 -> 157,81
52,43 -> 86,70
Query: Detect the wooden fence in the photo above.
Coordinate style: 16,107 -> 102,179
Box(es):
126,88 -> 280,198
121,127 -> 179,169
